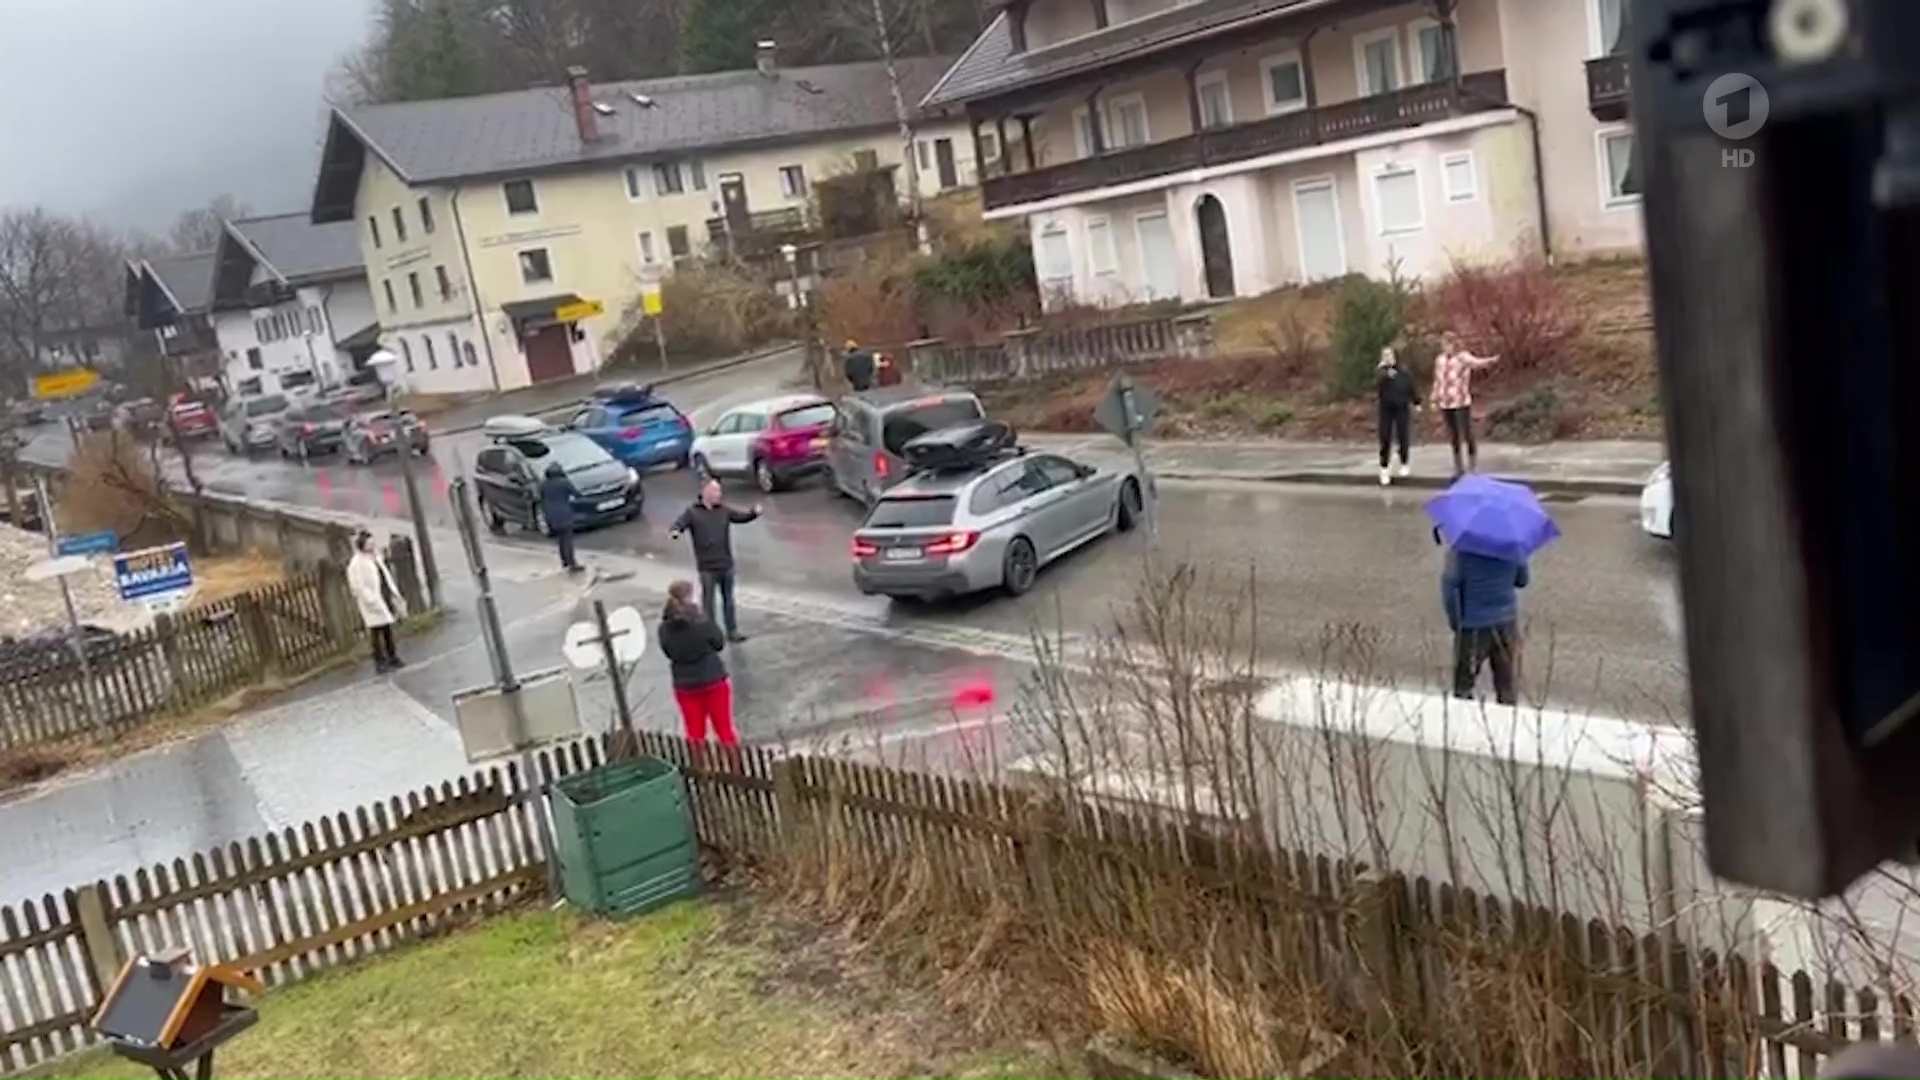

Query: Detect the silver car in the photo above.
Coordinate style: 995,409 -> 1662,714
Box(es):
218,393 -> 289,455
851,446 -> 1144,601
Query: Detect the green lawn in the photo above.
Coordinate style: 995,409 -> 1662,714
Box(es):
42,900 -> 1077,1079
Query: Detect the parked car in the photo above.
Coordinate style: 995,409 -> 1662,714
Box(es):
1640,460 -> 1674,540
827,385 -> 986,506
567,384 -> 694,470
474,415 -> 643,535
219,393 -> 290,454
850,422 -> 1143,602
691,394 -> 836,493
343,408 -> 430,464
166,396 -> 218,441
8,399 -> 46,426
113,398 -> 164,438
275,401 -> 350,459
334,369 -> 388,407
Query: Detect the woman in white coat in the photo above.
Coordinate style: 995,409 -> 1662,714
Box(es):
347,530 -> 406,673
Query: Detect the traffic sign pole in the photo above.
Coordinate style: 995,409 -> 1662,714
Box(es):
591,600 -> 637,753
34,475 -> 108,740
1097,374 -> 1160,547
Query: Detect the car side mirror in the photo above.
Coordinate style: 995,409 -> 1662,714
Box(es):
1075,464 -> 1095,479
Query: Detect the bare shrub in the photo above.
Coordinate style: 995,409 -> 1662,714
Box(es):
1258,300 -> 1320,378
60,429 -> 192,549
818,258 -> 921,350
1429,255 -> 1587,372
616,262 -> 798,364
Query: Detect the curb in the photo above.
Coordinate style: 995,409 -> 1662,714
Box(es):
430,342 -> 800,436
1155,468 -> 1642,498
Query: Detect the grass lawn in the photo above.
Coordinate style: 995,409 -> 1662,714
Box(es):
40,898 -> 1076,1080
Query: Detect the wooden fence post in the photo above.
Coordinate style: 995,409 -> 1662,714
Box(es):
1348,868 -> 1408,1047
153,612 -> 188,708
72,883 -> 122,998
772,757 -> 802,839
1019,798 -> 1064,922
386,536 -> 426,617
234,592 -> 278,676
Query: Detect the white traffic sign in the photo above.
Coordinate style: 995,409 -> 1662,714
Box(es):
562,605 -> 647,670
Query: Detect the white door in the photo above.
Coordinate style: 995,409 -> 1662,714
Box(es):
1292,179 -> 1347,282
1135,212 -> 1179,301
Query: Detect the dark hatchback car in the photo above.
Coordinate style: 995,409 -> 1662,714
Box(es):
343,409 -> 430,464
474,416 -> 644,535
275,401 -> 349,459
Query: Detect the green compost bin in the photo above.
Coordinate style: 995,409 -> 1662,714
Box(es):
552,755 -> 701,917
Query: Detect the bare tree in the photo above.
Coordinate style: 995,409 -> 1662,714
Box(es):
167,194 -> 250,255
0,209 -> 123,387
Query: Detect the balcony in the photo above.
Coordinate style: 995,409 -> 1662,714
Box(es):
982,71 -> 1511,211
1586,54 -> 1630,121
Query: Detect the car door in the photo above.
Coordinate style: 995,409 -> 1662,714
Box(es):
730,411 -> 769,472
1031,454 -> 1108,542
700,412 -> 740,472
502,447 -> 540,523
829,404 -> 866,495
1004,459 -> 1072,557
568,405 -> 612,451
474,448 -> 513,514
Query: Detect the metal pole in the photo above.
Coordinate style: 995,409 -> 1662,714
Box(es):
591,599 -> 635,747
1117,375 -> 1157,545
653,316 -> 668,373
389,383 -> 441,610
34,474 -> 109,739
449,476 -> 557,892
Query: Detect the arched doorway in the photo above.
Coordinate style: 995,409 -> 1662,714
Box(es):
1195,194 -> 1236,299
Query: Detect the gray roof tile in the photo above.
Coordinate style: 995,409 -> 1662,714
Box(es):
149,252 -> 215,314
342,57 -> 959,184
230,213 -> 362,282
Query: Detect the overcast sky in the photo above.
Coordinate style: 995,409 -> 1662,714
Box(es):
0,0 -> 378,233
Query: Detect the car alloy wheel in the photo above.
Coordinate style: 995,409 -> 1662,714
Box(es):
754,458 -> 777,494
1115,478 -> 1143,532
485,501 -> 507,535
1002,537 -> 1038,597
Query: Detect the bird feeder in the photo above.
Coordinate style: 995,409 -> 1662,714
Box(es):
91,946 -> 261,1080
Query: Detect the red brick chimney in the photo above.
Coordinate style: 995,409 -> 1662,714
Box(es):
567,66 -> 598,143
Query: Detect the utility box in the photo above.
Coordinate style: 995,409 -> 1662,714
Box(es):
552,755 -> 700,917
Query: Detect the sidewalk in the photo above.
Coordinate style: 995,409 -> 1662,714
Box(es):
421,342 -> 799,435
1025,433 -> 1664,496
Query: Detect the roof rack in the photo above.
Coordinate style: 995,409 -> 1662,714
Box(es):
900,419 -> 1021,475
590,381 -> 658,405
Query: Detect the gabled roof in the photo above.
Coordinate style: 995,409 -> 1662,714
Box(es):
229,213 -> 362,283
142,253 -> 216,317
313,56 -> 957,221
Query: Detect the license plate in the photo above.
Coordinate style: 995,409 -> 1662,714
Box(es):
596,498 -> 624,511
885,547 -> 922,561
657,439 -> 681,449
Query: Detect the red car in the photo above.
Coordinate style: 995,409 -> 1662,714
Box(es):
167,396 -> 217,440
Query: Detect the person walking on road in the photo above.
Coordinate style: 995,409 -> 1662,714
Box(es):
540,462 -> 584,573
1430,331 -> 1499,476
1439,531 -> 1528,706
1375,346 -> 1421,486
668,479 -> 761,642
843,340 -> 876,392
347,529 -> 406,674
659,579 -> 738,747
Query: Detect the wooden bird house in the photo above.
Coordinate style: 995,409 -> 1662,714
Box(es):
92,947 -> 261,1079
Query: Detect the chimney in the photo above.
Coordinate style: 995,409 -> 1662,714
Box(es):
567,66 -> 599,143
755,40 -> 778,78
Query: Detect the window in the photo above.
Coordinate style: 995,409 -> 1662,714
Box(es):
1409,18 -> 1456,83
1355,28 -> 1404,95
1086,216 -> 1118,276
916,140 -> 931,169
447,332 -> 460,368
435,265 -> 452,301
1592,0 -> 1626,56
237,376 -> 262,397
391,206 -> 408,243
383,279 -> 397,312
461,340 -> 478,369
476,448 -> 510,476
245,347 -> 262,370
407,271 -> 423,307
653,162 -> 685,195
623,166 -> 648,201
666,225 -> 690,259
422,334 -> 437,370
1106,94 -> 1149,149
637,231 -> 657,265
853,149 -> 879,172
503,178 -> 538,215
1196,71 -> 1233,129
419,196 -> 436,234
1441,151 -> 1478,202
518,248 -> 554,284
368,215 -> 382,249
689,160 -> 706,190
1598,128 -> 1640,208
1037,223 -> 1073,283
981,129 -> 1001,164
398,337 -> 414,372
271,313 -> 284,338
1261,52 -> 1306,114
252,318 -> 265,341
1374,165 -> 1423,234
1073,107 -> 1099,155
778,164 -> 807,199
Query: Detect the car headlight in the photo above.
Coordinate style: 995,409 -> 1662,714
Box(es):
1648,461 -> 1671,486
626,466 -> 640,487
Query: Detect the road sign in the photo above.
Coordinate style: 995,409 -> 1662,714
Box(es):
32,368 -> 98,400
562,605 -> 646,671
113,542 -> 193,608
641,286 -> 664,317
56,529 -> 118,557
556,298 -> 605,323
1095,375 -> 1159,440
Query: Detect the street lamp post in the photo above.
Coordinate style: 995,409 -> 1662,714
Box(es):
367,348 -> 441,610
781,243 -> 820,389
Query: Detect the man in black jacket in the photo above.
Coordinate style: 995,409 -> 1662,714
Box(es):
668,479 -> 762,641
842,340 -> 875,392
539,462 -> 583,572
1375,346 -> 1422,486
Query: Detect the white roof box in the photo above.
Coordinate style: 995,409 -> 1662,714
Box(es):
481,415 -> 550,440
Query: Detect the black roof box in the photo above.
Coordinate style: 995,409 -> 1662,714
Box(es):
901,419 -> 1018,472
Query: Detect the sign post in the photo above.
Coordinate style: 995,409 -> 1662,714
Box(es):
1094,374 -> 1160,544
31,475 -> 109,738
563,601 -> 646,751
639,266 -> 667,373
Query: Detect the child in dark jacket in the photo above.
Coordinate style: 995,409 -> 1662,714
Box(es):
658,579 -> 738,746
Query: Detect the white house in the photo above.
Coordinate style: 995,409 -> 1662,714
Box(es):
208,213 -> 377,399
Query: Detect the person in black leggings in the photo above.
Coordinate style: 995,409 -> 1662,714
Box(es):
1374,346 -> 1421,485
1430,331 -> 1499,476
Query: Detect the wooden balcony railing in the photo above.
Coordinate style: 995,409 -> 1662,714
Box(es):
1586,54 -> 1630,121
984,70 -> 1510,210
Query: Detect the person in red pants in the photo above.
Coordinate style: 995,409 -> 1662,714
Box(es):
657,579 -> 738,746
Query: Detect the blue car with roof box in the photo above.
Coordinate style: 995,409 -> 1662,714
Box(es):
565,383 -> 695,469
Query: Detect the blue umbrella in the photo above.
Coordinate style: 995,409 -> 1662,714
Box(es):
1424,475 -> 1562,562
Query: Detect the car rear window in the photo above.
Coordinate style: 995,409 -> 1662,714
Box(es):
777,403 -> 835,430
617,403 -> 681,426
865,495 -> 957,528
244,395 -> 287,417
881,399 -> 983,455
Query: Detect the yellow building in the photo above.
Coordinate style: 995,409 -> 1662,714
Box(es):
308,46 -> 970,393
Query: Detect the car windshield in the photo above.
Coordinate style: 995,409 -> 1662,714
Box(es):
865,495 -> 957,528
510,433 -> 611,472
357,411 -> 395,426
244,395 -> 288,417
301,403 -> 347,422
777,403 -> 836,429
616,403 -> 680,426
881,399 -> 984,456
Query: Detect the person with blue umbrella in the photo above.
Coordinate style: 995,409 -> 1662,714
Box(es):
1425,475 -> 1562,705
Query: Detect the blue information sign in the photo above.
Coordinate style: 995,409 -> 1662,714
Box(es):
55,529 -> 118,557
113,542 -> 193,604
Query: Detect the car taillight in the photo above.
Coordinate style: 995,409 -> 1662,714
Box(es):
873,452 -> 889,478
851,537 -> 879,559
301,423 -> 315,435
619,427 -> 642,439
925,530 -> 979,556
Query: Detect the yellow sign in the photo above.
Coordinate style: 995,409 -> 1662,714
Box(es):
641,287 -> 664,317
33,368 -> 99,399
555,298 -> 605,323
